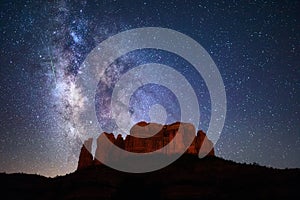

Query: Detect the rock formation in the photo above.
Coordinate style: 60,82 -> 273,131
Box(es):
77,122 -> 214,170
77,138 -> 93,170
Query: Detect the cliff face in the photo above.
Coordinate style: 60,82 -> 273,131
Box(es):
77,138 -> 93,170
78,122 -> 214,170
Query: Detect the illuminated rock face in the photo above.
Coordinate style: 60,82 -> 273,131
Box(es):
77,138 -> 93,170
122,122 -> 215,155
77,122 -> 214,170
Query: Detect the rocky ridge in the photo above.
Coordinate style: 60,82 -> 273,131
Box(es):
78,122 -> 215,170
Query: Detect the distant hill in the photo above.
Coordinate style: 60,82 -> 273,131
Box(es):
1,155 -> 300,199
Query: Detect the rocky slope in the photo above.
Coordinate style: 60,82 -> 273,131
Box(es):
1,155 -> 300,200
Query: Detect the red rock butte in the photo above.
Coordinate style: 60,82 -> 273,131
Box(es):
78,122 -> 215,170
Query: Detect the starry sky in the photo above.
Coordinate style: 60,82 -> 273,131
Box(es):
0,0 -> 299,177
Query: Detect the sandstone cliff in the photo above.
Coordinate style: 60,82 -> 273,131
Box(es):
78,122 -> 214,170
77,138 -> 93,170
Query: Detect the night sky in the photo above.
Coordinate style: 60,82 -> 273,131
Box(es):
0,0 -> 299,177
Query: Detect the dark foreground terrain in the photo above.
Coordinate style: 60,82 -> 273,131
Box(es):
1,155 -> 299,200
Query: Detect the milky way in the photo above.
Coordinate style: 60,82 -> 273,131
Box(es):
0,0 -> 299,177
